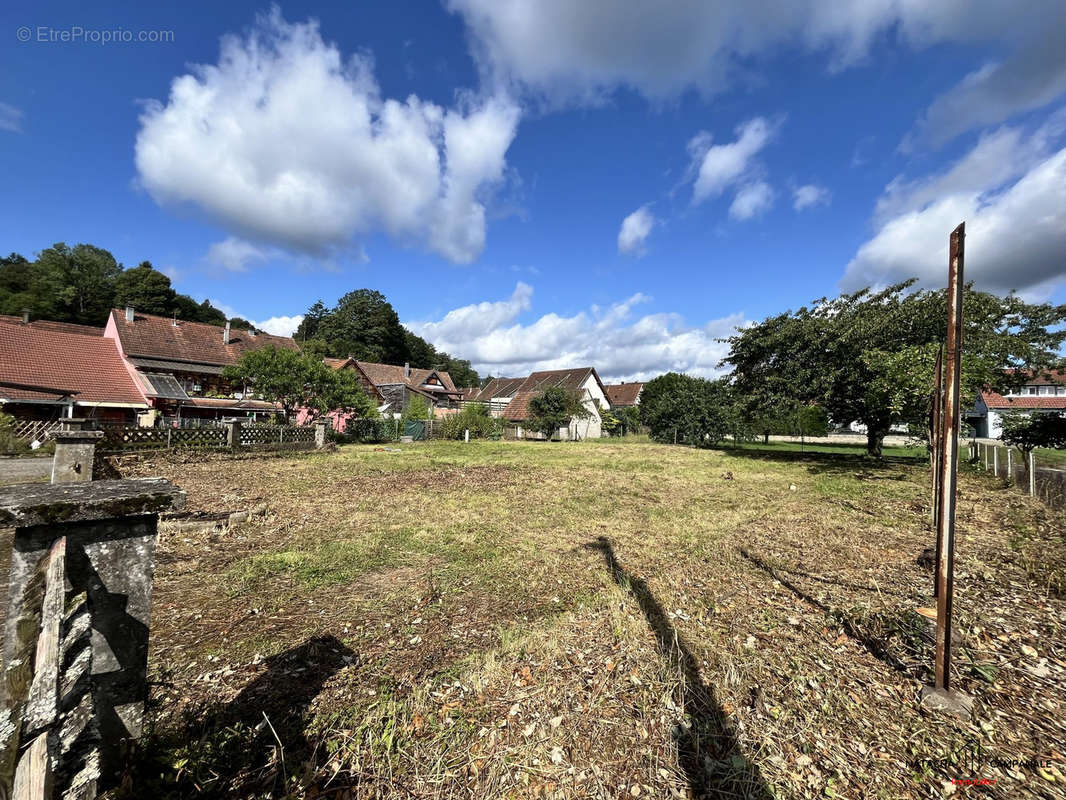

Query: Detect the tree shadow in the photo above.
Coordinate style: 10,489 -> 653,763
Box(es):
586,536 -> 772,800
739,549 -> 923,680
712,446 -> 921,476
137,634 -> 355,799
758,559 -> 912,600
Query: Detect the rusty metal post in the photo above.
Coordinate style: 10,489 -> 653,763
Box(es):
931,346 -> 943,597
923,222 -> 973,718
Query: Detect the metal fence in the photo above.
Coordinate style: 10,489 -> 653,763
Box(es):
971,441 -> 1066,510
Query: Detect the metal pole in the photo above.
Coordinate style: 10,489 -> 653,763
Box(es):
993,446 -> 998,477
1007,447 -> 1013,484
931,346 -> 944,597
934,222 -> 965,694
1030,451 -> 1036,497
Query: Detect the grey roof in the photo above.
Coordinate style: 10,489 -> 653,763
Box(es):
141,372 -> 189,400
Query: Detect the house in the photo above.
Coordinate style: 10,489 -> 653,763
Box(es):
465,367 -> 610,439
340,360 -> 463,417
103,307 -> 297,424
0,316 -> 148,423
604,382 -> 643,409
969,371 -> 1066,438
0,312 -> 105,337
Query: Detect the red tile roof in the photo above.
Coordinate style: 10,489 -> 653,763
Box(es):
1003,368 -> 1066,385
604,382 -> 643,407
0,315 -> 104,337
981,391 -> 1066,410
496,367 -> 606,420
109,309 -> 298,367
353,361 -> 459,394
0,323 -> 147,406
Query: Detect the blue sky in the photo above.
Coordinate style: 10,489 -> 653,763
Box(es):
3,1 -> 1065,380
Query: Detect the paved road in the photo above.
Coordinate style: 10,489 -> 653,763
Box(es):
0,457 -> 51,485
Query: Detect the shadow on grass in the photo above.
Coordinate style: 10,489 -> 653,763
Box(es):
586,536 -> 772,800
136,635 -> 354,799
709,445 -> 923,475
739,549 -> 926,680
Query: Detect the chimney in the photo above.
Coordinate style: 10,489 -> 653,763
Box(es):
404,362 -> 410,379
125,306 -> 135,322
223,321 -> 231,344
21,308 -> 30,324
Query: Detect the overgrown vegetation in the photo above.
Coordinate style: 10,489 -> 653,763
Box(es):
119,439 -> 1065,799
438,403 -> 503,440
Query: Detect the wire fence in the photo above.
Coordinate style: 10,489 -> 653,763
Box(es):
970,440 -> 1066,510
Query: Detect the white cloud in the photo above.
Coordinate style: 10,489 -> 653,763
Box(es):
406,282 -> 745,381
691,118 -> 774,203
843,122 -> 1066,296
135,8 -> 520,264
0,102 -> 23,133
205,237 -> 271,272
792,183 -> 830,211
729,181 -> 774,220
212,299 -> 304,337
617,205 -> 656,255
253,315 -> 305,337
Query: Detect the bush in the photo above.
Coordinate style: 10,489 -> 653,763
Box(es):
641,373 -> 735,447
335,418 -> 402,443
439,404 -> 503,440
0,412 -> 26,455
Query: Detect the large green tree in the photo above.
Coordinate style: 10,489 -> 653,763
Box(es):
296,289 -> 480,385
34,243 -> 122,323
723,281 -> 1066,456
223,346 -> 377,420
113,261 -> 177,315
640,373 -> 736,447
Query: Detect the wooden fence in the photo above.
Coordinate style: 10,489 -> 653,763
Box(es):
10,419 -> 63,445
96,423 -> 319,455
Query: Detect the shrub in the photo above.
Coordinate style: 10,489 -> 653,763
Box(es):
0,412 -> 26,455
439,404 -> 503,440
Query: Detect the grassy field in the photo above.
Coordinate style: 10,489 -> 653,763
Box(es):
89,439 -> 1066,798
710,439 -> 926,459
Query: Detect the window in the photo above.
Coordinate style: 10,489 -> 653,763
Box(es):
1026,386 -> 1038,395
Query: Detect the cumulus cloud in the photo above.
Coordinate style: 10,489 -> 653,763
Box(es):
405,282 -> 745,381
843,119 -> 1066,296
617,205 -> 656,255
729,181 -> 774,220
690,118 -> 774,203
253,315 -> 305,337
792,183 -> 830,211
0,102 -> 23,133
212,299 -> 304,337
135,8 -> 520,264
205,237 -> 271,272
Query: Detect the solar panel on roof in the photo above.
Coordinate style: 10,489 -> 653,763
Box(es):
142,372 -> 189,400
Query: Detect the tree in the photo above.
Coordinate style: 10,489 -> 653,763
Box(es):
113,261 -> 177,315
223,346 -> 375,420
0,253 -> 34,317
34,243 -> 122,324
999,411 -> 1066,459
526,386 -> 592,440
640,373 -> 735,447
403,394 -> 430,421
724,281 -> 1066,457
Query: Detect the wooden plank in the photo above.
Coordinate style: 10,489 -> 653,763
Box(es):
11,732 -> 52,800
24,538 -> 66,736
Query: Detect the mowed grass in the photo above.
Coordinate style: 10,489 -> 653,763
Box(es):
710,438 -> 926,459
129,437 -> 1066,799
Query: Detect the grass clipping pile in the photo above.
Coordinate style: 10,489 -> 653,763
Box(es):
115,441 -> 1066,799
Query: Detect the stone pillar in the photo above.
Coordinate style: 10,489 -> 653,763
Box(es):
225,418 -> 243,451
51,428 -> 104,484
0,478 -> 185,797
315,419 -> 329,449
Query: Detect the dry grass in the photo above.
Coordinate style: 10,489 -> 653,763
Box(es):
100,439 -> 1066,798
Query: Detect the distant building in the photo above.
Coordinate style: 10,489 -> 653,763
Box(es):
0,315 -> 147,423
969,371 -> 1066,438
604,382 -> 643,409
104,307 -> 297,424
464,367 -> 610,439
326,359 -> 462,417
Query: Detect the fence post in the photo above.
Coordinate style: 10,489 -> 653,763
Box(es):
464,429 -> 469,443
314,419 -> 329,449
51,419 -> 104,484
993,445 -> 998,477
1006,447 -> 1013,485
1030,452 -> 1036,497
0,478 -> 185,797
225,418 -> 242,452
